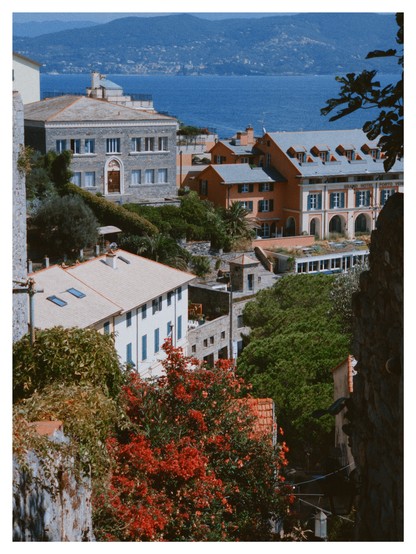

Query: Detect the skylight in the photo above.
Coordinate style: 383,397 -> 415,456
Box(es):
47,295 -> 67,307
67,287 -> 86,298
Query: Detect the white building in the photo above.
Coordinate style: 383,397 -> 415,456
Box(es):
29,249 -> 195,377
13,52 -> 41,104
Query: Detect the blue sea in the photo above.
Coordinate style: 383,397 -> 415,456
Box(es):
40,73 -> 398,139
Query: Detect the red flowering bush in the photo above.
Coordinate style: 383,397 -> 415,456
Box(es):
94,341 -> 293,541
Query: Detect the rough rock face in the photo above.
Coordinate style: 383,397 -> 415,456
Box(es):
13,425 -> 95,542
351,192 -> 403,540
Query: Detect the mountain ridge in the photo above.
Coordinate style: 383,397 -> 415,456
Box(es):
13,13 -> 399,76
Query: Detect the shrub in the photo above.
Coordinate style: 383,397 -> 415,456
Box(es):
13,327 -> 124,402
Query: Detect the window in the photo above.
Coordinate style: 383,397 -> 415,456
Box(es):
70,139 -> 81,154
167,321 -> 172,336
177,287 -> 182,300
307,193 -> 322,210
259,222 -> 270,238
192,344 -> 196,353
103,321 -> 110,335
145,169 -> 155,184
85,172 -> 96,187
296,152 -> 306,163
258,199 -> 274,212
56,139 -> 67,153
319,151 -> 329,162
241,157 -> 250,163
158,137 -> 168,151
157,168 -> 168,183
106,138 -> 120,153
200,180 -> 208,195
152,299 -> 158,314
167,291 -> 173,306
355,190 -> 371,207
131,170 -> 141,185
126,311 -> 132,327
154,328 -> 160,353
238,183 -> 254,193
369,148 -> 381,160
381,189 -> 395,206
266,153 -> 271,167
177,315 -> 182,340
71,172 -> 81,186
345,149 -> 355,161
237,315 -> 244,328
221,331 -> 226,339
203,339 -> 208,347
142,304 -> 147,319
67,287 -> 86,298
210,336 -> 214,345
238,201 -> 253,212
85,139 -> 95,154
131,137 -> 142,152
126,343 -> 133,365
144,137 -> 155,151
142,335 -> 147,361
215,155 -> 226,164
329,192 -> 345,209
158,296 -> 163,310
259,182 -> 274,192
47,295 -> 67,307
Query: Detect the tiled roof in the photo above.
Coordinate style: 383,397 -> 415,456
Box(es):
212,163 -> 276,184
30,250 -> 196,329
211,140 -> 255,156
229,254 -> 259,266
66,249 -> 195,313
28,265 -> 122,329
267,129 -> 403,176
24,95 -> 176,123
242,398 -> 277,445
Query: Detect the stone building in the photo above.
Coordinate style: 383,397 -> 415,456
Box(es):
24,95 -> 178,204
12,91 -> 28,342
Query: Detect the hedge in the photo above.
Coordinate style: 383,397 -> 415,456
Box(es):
64,183 -> 159,236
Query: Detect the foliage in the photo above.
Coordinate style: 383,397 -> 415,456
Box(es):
13,327 -> 124,403
329,261 -> 368,336
23,149 -> 72,202
222,201 -> 256,247
13,383 -> 123,481
236,274 -> 350,465
31,194 -> 99,257
120,233 -> 190,270
321,13 -> 403,171
64,182 -> 158,236
190,255 -> 211,277
93,342 -> 293,541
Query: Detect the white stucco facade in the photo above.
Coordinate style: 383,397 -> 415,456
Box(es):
13,52 -> 41,105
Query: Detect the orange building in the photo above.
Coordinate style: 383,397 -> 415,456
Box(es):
254,129 -> 403,238
190,163 -> 286,238
209,125 -> 257,165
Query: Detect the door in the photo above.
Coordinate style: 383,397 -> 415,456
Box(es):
108,170 -> 120,193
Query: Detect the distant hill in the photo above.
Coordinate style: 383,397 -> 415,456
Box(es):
13,12 -> 400,76
13,20 -> 98,38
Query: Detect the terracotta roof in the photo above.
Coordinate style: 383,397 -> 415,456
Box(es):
229,254 -> 259,266
243,398 -> 277,445
29,421 -> 63,436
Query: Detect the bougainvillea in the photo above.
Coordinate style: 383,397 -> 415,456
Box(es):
94,341 -> 293,541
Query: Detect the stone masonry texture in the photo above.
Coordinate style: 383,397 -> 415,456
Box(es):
350,192 -> 403,540
13,92 -> 28,342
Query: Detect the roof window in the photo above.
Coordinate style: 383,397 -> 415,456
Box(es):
67,287 -> 86,298
47,295 -> 67,307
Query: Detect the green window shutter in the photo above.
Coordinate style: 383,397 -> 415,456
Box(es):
340,193 -> 345,208
307,195 -> 312,210
318,194 -> 322,209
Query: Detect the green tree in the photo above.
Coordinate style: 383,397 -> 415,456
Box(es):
190,255 -> 211,277
32,194 -> 99,257
236,274 -> 349,465
321,12 -> 403,171
126,233 -> 190,270
223,201 -> 256,245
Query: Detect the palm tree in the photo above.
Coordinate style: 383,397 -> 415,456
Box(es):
135,233 -> 189,270
223,202 -> 256,241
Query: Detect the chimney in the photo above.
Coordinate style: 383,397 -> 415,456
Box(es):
246,126 -> 254,144
91,71 -> 101,89
105,250 -> 117,269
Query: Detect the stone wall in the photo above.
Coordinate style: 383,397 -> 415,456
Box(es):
350,192 -> 403,540
13,424 -> 95,541
13,92 -> 28,342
